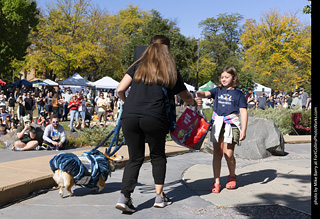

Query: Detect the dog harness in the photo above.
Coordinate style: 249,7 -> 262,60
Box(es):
76,155 -> 94,186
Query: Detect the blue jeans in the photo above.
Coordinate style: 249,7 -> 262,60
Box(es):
80,111 -> 86,120
70,110 -> 79,130
38,105 -> 44,115
63,102 -> 70,120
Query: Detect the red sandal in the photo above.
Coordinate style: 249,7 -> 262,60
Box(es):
210,183 -> 221,193
226,176 -> 237,189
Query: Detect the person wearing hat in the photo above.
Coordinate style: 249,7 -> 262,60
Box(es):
11,115 -> 39,151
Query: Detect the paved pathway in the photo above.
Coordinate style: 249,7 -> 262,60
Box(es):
0,141 -> 312,218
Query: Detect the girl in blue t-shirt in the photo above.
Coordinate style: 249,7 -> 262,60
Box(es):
197,66 -> 248,193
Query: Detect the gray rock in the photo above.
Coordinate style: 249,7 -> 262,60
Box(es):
0,130 -> 17,148
203,114 -> 285,159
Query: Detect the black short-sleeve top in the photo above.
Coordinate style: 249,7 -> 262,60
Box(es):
121,61 -> 186,121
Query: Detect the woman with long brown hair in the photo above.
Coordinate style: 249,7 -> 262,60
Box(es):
115,35 -> 201,213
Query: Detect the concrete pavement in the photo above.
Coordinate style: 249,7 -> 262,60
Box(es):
0,135 -> 312,218
183,144 -> 311,213
0,141 -> 190,207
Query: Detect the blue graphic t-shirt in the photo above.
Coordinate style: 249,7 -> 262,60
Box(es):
209,87 -> 247,116
51,129 -> 61,141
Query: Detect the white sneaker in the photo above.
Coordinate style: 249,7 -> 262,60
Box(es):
115,193 -> 136,213
153,193 -> 172,208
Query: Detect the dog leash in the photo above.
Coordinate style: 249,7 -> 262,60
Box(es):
91,103 -> 125,156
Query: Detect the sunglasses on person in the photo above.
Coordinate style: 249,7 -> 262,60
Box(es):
52,121 -> 59,124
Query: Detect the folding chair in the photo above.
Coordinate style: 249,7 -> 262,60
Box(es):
291,113 -> 311,135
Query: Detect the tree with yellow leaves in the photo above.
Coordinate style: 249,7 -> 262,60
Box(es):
241,9 -> 311,92
21,1 -> 151,81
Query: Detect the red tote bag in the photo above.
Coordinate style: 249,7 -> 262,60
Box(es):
170,108 -> 211,150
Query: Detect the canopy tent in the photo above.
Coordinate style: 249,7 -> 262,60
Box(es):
0,79 -> 6,86
254,82 -> 272,96
12,79 -> 33,87
31,80 -> 49,85
59,73 -> 94,94
43,79 -> 59,86
93,76 -> 119,89
199,81 -> 217,91
59,73 -> 93,86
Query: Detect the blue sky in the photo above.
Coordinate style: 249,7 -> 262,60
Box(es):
36,0 -> 311,39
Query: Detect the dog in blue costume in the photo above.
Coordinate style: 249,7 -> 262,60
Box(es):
50,149 -> 123,197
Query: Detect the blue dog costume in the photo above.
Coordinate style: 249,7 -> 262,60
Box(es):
49,150 -> 110,189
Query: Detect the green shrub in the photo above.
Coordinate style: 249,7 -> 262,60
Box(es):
202,108 -> 214,121
248,106 -> 311,135
68,125 -> 124,147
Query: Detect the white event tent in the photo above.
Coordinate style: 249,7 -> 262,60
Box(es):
93,76 -> 119,89
58,73 -> 94,92
254,82 -> 272,96
59,73 -> 92,86
43,79 -> 58,86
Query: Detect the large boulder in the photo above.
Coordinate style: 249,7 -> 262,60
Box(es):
203,114 -> 285,159
0,130 -> 17,148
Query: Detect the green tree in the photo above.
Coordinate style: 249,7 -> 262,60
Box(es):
25,0 -> 92,79
190,53 -> 216,87
199,13 -> 244,84
103,5 -> 151,80
240,10 -> 311,92
23,2 -> 151,81
0,0 -> 39,79
303,1 -> 311,14
120,10 -> 198,83
116,4 -> 151,36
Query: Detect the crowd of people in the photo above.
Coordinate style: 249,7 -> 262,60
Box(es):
200,87 -> 311,111
0,84 -> 120,151
246,88 -> 311,110
0,82 -> 311,152
10,114 -> 67,151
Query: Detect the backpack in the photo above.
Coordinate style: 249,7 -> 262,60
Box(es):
162,87 -> 176,132
9,97 -> 15,107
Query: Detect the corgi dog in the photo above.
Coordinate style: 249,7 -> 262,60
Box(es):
52,151 -> 123,198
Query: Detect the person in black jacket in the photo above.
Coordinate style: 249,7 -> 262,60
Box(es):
24,92 -> 34,119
